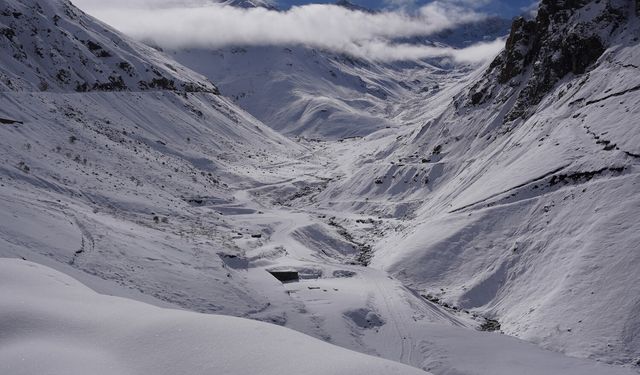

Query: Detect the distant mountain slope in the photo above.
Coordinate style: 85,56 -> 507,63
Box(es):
218,0 -> 277,10
172,44 -> 488,140
173,46 -> 427,139
335,0 -> 376,13
166,15 -> 509,140
428,16 -> 511,47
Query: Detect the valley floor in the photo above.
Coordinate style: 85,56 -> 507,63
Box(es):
2,127 -> 639,375
177,139 -> 639,375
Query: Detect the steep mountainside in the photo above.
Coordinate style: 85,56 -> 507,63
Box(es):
468,0 -> 637,121
318,0 -> 640,365
0,0 -> 305,316
0,0 -> 217,93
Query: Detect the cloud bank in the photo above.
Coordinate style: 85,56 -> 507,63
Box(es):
73,0 -> 505,63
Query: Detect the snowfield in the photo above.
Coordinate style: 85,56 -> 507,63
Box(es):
0,259 -> 427,375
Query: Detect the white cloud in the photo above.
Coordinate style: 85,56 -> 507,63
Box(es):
521,1 -> 540,18
338,38 -> 505,62
72,0 -> 505,63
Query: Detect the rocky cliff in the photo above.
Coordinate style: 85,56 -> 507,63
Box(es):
468,0 -> 635,122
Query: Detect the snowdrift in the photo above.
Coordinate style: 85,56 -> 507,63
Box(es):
0,259 -> 428,375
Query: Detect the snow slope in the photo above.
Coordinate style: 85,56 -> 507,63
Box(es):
0,0 -> 218,93
0,259 -> 428,375
170,16 -> 510,140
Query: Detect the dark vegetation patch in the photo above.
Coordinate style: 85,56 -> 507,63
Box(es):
139,77 -> 176,91
0,27 -> 16,41
0,117 -> 23,125
92,75 -> 127,91
328,218 -> 373,266
480,319 -> 501,332
549,167 -> 625,186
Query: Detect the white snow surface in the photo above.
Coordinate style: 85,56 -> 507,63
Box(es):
0,258 -> 427,375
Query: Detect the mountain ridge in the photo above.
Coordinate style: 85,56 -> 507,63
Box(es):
0,0 -> 219,93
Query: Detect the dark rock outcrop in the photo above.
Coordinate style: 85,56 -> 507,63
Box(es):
467,0 -> 632,122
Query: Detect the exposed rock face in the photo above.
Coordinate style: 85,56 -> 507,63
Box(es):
467,0 -> 632,122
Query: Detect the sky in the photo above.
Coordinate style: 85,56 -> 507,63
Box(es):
277,0 -> 535,16
73,0 -> 538,63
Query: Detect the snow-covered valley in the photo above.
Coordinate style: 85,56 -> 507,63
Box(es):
1,0 -> 640,374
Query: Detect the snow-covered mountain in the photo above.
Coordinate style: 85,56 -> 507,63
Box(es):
172,46 -> 464,139
334,0 -> 377,13
0,0 -> 306,317
422,16 -> 512,48
316,0 -> 640,365
0,0 -> 218,93
217,0 -> 277,10
2,0 -> 640,374
169,18 -> 509,140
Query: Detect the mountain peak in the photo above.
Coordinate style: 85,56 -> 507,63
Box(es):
335,0 -> 376,13
218,0 -> 278,10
